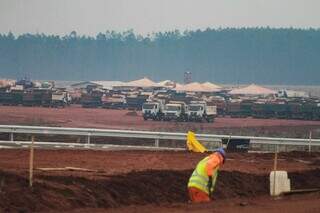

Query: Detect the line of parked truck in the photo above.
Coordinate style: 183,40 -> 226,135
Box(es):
224,99 -> 320,120
0,88 -> 71,107
0,80 -> 71,107
3,79 -> 320,122
79,85 -> 320,121
142,100 -> 217,122
80,90 -> 148,110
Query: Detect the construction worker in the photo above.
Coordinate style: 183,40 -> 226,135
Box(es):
188,148 -> 226,203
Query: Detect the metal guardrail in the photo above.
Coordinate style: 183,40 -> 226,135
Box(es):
0,125 -> 319,150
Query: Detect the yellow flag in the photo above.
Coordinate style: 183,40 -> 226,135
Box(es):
186,131 -> 208,153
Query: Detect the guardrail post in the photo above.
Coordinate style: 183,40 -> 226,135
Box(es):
155,138 -> 159,147
87,133 -> 91,145
309,131 -> 312,153
10,132 -> 14,141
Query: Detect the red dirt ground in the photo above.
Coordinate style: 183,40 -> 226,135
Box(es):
1,105 -> 320,137
0,150 -> 319,212
1,106 -> 320,212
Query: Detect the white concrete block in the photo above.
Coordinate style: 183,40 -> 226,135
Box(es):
270,171 -> 291,196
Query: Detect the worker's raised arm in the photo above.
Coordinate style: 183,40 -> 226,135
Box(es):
205,153 -> 223,176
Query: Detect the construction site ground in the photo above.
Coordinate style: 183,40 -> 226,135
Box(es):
0,150 -> 319,212
1,105 -> 320,138
0,106 -> 320,212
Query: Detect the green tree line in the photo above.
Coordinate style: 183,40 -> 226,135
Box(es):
0,28 -> 319,84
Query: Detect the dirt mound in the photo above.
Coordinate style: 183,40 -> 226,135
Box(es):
289,169 -> 320,189
0,170 -> 48,212
215,171 -> 268,198
0,169 -> 267,212
0,169 -> 319,212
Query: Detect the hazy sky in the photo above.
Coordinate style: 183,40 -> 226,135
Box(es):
1,0 -> 320,36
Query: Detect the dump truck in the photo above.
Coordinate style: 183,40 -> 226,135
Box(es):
10,86 -> 24,105
101,94 -> 126,109
126,95 -> 148,110
142,100 -> 165,120
1,92 -> 24,106
226,100 -> 252,118
252,101 -> 274,118
226,100 -> 240,117
187,101 -> 217,122
163,101 -> 188,121
51,91 -> 71,107
81,92 -> 103,108
288,101 -> 320,120
22,89 -> 52,106
312,103 -> 320,120
0,90 -> 14,105
207,98 -> 227,116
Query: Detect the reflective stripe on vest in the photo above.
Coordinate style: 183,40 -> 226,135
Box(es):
188,156 -> 219,194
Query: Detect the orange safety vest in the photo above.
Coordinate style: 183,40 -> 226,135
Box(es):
188,153 -> 223,194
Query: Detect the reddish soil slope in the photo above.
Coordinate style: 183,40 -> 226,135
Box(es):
0,150 -> 319,212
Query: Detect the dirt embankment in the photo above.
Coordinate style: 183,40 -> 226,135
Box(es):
0,150 -> 319,212
0,169 -> 319,212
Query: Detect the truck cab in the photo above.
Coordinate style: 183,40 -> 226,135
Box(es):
142,102 -> 164,120
188,103 -> 205,122
52,91 -> 71,107
187,101 -> 217,122
163,101 -> 188,121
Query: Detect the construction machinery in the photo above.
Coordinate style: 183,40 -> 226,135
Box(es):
163,101 -> 188,121
80,90 -> 103,108
22,88 -> 52,107
126,95 -> 148,110
0,89 -> 15,105
142,100 -> 165,120
101,94 -> 127,109
226,99 -> 253,118
51,90 -> 71,107
187,101 -> 217,122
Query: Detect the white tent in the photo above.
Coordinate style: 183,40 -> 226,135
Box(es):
158,80 -> 176,88
126,77 -> 159,87
92,81 -> 127,90
202,82 -> 222,91
175,82 -> 217,92
229,84 -> 276,95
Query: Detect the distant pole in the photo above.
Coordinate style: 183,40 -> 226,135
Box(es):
184,71 -> 192,84
29,135 -> 35,187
